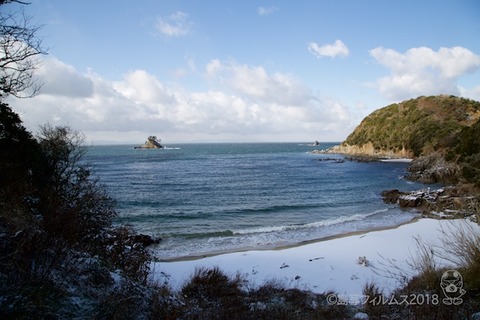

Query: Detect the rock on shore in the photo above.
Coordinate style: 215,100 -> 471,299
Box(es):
381,187 -> 478,220
405,152 -> 459,184
323,142 -> 413,159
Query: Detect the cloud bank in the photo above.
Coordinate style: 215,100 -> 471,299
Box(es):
10,57 -> 353,143
369,46 -> 480,101
8,45 -> 479,144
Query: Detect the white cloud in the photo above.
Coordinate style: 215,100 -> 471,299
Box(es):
370,46 -> 480,101
9,57 -> 354,143
258,6 -> 279,16
308,40 -> 349,58
156,11 -> 192,37
459,84 -> 480,103
205,60 -> 310,105
206,59 -> 222,77
36,58 -> 94,97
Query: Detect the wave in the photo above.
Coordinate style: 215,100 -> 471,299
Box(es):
170,230 -> 235,239
233,208 -> 388,235
234,203 -> 323,215
120,203 -> 325,218
117,210 -> 215,220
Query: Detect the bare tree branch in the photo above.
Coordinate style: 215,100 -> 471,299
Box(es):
0,2 -> 46,99
0,1 -> 31,6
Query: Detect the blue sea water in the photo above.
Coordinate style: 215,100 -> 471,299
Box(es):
85,142 -> 426,259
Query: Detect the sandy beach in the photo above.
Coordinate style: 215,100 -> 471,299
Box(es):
152,217 -> 480,297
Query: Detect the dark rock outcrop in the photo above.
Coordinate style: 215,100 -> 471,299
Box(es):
381,189 -> 404,204
133,234 -> 162,247
315,158 -> 345,163
381,189 -> 428,208
406,153 -> 459,184
382,187 -> 478,219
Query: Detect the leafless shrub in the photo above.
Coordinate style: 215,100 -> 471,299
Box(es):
179,266 -> 247,319
0,1 -> 46,98
362,282 -> 389,320
437,220 -> 480,268
103,226 -> 152,284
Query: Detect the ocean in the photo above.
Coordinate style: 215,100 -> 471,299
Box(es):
85,142 -> 426,259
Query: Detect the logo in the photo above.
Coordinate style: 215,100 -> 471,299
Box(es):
440,270 -> 466,305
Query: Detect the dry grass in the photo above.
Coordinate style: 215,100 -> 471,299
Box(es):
365,220 -> 480,319
149,267 -> 353,320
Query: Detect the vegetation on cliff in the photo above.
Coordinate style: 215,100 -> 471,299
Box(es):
341,95 -> 480,188
344,95 -> 480,157
450,119 -> 480,187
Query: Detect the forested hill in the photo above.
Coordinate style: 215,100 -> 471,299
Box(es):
339,95 -> 480,158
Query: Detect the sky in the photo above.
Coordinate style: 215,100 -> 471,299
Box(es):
5,0 -> 480,144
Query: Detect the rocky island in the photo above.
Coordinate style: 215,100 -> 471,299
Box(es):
134,136 -> 164,149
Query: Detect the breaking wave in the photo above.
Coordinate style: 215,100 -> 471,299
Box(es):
233,209 -> 388,235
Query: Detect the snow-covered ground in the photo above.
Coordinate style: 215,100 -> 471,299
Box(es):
152,218 -> 480,299
380,158 -> 413,163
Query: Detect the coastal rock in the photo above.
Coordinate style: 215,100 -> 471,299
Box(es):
132,234 -> 162,247
406,153 -> 459,184
398,194 -> 423,208
345,156 -> 382,163
382,187 -> 478,219
323,142 -> 413,159
315,157 -> 345,163
381,189 -> 404,204
382,188 -> 443,208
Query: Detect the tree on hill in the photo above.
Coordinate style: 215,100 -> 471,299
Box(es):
451,119 -> 480,187
342,95 -> 480,188
344,95 -> 480,158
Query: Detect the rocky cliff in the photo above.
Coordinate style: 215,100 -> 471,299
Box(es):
337,95 -> 480,158
323,94 -> 480,219
322,95 -> 480,190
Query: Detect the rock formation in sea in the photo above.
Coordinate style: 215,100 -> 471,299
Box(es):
134,136 -> 164,149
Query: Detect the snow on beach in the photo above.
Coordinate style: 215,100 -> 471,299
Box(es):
153,218 -> 480,298
380,158 -> 413,163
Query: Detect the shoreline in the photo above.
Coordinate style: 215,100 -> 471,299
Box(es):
153,217 -> 480,295
154,150 -> 477,264
157,216 -> 422,263
311,147 -> 413,163
155,151 -> 421,263
151,148 -> 479,295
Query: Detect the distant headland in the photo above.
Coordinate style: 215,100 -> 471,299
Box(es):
314,94 -> 480,219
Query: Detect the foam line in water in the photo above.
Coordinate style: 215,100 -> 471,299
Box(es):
233,208 -> 388,235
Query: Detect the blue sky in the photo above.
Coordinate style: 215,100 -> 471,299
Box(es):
7,0 -> 480,143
